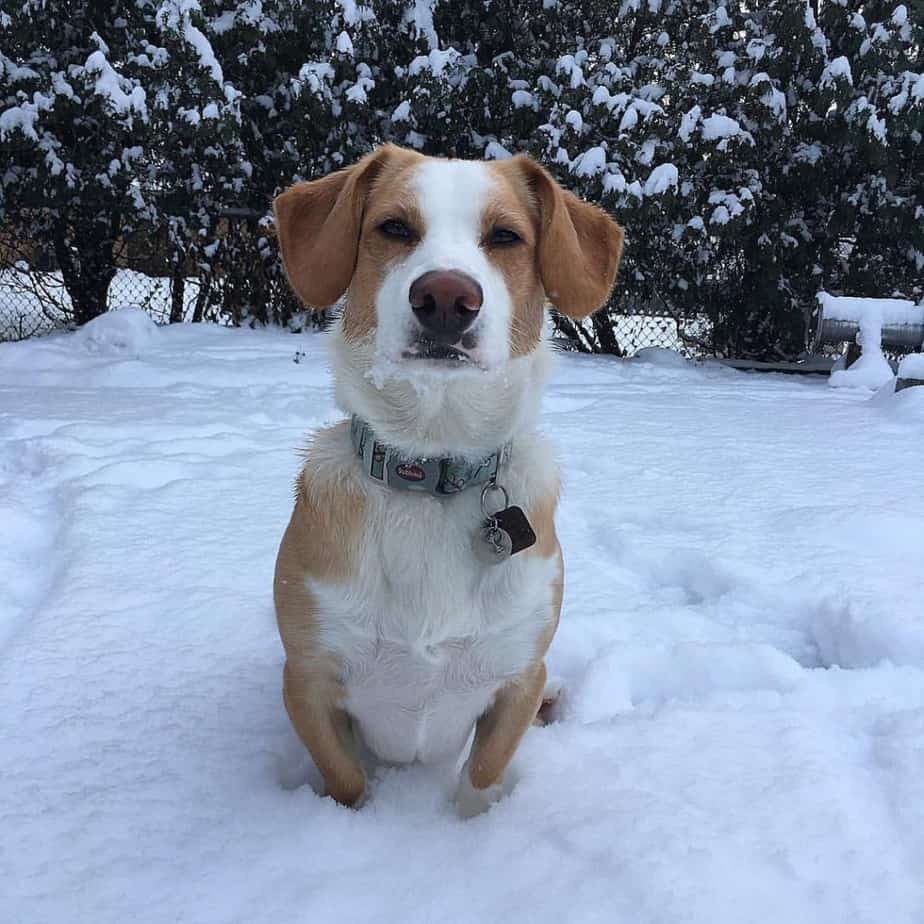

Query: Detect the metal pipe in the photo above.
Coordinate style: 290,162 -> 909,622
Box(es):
813,296 -> 924,351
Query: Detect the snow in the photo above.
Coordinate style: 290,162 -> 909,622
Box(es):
408,48 -> 459,77
564,109 -> 583,131
909,72 -> 924,103
0,95 -> 50,141
819,294 -> 921,390
750,72 -> 786,120
818,292 -> 923,328
643,163 -> 678,196
555,54 -> 584,89
409,0 -> 438,49
345,69 -> 374,104
829,311 -> 895,391
2,321 -> 924,922
571,145 -> 606,177
84,50 -> 148,119
866,111 -> 887,143
511,90 -> 535,110
898,353 -> 924,379
294,61 -> 335,97
678,104 -> 701,142
618,105 -> 638,132
690,71 -> 715,86
336,30 -> 354,55
337,0 -> 374,26
701,114 -> 742,141
483,140 -> 512,160
821,56 -> 854,88
391,100 -> 411,122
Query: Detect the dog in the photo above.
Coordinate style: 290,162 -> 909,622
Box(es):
272,144 -> 624,816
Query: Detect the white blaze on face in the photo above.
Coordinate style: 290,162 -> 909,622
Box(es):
373,159 -> 513,370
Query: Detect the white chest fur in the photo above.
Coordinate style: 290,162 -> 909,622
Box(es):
305,425 -> 559,765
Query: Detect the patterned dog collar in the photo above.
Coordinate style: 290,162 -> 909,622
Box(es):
350,416 -> 508,496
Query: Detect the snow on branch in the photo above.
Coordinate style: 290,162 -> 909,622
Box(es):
84,51 -> 148,119
156,0 -> 239,103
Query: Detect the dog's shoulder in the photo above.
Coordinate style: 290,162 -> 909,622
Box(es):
278,421 -> 365,584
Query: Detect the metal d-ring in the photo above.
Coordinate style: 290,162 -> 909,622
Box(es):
480,482 -> 509,518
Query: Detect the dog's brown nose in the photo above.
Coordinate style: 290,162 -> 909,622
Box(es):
409,270 -> 482,342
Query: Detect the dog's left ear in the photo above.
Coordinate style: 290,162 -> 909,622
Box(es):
273,146 -> 396,309
512,156 -> 624,319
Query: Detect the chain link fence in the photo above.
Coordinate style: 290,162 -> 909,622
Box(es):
0,266 -> 203,340
1,255 -> 709,357
612,313 -> 710,358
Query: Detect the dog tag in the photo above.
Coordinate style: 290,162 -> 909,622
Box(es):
473,506 -> 536,566
474,522 -> 513,565
494,505 -> 537,555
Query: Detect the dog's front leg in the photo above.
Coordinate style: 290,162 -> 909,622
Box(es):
456,660 -> 547,818
283,664 -> 366,808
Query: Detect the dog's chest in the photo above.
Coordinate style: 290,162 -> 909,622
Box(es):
310,485 -> 556,764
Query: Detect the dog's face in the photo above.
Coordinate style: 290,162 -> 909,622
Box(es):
274,145 -> 624,372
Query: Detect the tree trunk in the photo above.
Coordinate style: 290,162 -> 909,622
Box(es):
192,275 -> 212,323
52,211 -> 120,326
551,312 -> 593,353
71,271 -> 116,326
592,310 -> 624,356
169,271 -> 186,324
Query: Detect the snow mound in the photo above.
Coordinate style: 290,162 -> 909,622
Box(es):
871,371 -> 924,420
829,309 -> 895,391
898,353 -> 924,380
829,360 -> 893,390
75,308 -> 160,356
632,346 -> 690,368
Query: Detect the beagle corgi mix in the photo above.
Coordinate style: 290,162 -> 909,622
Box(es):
273,144 -> 624,817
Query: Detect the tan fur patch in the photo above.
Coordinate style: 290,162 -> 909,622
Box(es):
525,475 -> 561,561
502,155 -> 625,320
343,148 -> 425,342
274,426 -> 366,657
467,659 -> 548,790
274,426 -> 369,806
485,161 -> 548,356
273,144 -> 423,318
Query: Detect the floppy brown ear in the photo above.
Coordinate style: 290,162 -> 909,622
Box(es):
273,147 -> 394,309
514,157 -> 624,319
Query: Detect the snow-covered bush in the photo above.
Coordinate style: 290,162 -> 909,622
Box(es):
1,0 -> 921,353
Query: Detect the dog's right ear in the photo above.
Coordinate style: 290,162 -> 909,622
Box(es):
273,146 -> 395,309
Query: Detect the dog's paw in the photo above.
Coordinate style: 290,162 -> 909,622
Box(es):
323,771 -> 368,810
455,762 -> 504,819
535,677 -> 564,726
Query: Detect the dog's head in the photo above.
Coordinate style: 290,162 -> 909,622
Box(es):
274,145 -> 624,371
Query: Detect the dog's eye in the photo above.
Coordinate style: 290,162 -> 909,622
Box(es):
487,227 -> 522,247
378,218 -> 415,241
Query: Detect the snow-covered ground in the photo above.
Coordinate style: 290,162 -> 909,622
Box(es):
2,313 -> 924,923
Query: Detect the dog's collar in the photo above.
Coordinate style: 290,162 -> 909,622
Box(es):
350,416 -> 508,496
